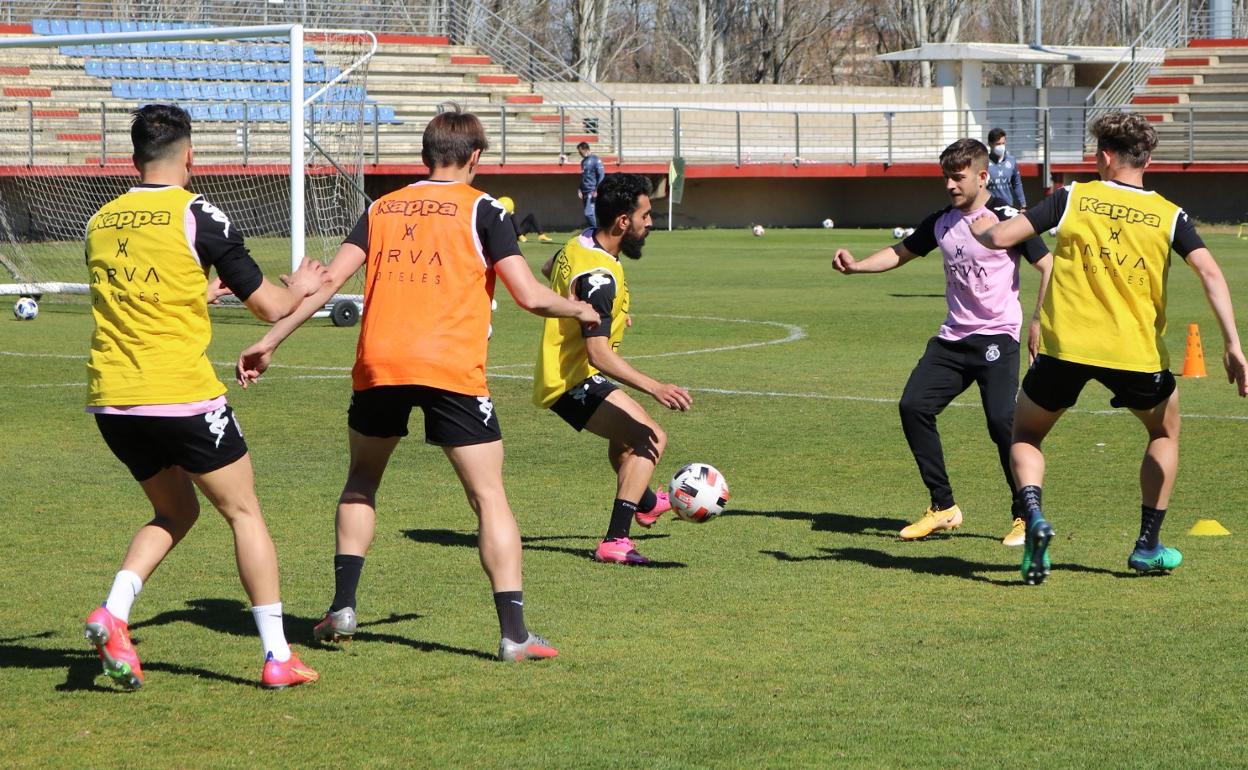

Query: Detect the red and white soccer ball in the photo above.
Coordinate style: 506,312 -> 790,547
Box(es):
669,462 -> 730,522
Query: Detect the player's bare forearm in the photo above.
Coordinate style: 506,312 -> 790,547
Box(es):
972,213 -> 1035,249
834,245 -> 915,275
585,339 -> 663,397
1188,249 -> 1243,350
259,244 -> 363,350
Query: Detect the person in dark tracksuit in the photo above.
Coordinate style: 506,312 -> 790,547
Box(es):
987,127 -> 1026,209
577,141 -> 605,228
833,138 -> 1052,546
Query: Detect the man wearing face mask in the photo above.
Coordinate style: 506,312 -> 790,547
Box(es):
535,173 -> 693,565
987,128 -> 1026,210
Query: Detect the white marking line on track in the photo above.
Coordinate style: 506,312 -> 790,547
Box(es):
4,348 -> 1247,423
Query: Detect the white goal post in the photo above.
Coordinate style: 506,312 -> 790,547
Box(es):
0,23 -> 375,318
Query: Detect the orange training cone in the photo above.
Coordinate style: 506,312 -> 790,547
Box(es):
1182,323 -> 1207,378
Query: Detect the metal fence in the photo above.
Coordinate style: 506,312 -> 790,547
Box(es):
5,100 -> 1246,173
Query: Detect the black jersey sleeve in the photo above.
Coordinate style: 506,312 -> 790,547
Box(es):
988,197 -> 1049,265
190,196 -> 262,301
1023,186 -> 1068,234
343,211 -> 368,252
571,270 -> 615,339
1172,209 -> 1206,259
477,197 -> 521,265
901,209 -> 944,257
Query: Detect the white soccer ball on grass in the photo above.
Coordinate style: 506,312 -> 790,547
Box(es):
752,224 -> 765,237
670,462 -> 730,523
821,218 -> 835,229
13,297 -> 38,320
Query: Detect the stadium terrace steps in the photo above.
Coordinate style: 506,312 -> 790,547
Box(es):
0,19 -> 590,166
1123,40 -> 1248,141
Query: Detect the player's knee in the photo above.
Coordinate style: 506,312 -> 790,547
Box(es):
897,396 -> 928,423
151,505 -> 199,540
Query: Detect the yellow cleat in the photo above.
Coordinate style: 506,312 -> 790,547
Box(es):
1002,517 -> 1026,547
538,233 -> 553,242
900,505 -> 963,540
518,234 -> 529,243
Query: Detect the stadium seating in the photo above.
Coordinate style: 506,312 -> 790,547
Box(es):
2,16 -> 575,165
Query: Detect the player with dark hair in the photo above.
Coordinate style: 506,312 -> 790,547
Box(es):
235,105 -> 600,660
833,138 -> 1053,545
535,173 -> 692,564
83,104 -> 329,690
577,140 -> 605,228
972,111 -> 1246,584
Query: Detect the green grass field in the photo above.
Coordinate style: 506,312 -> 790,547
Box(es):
2,228 -> 1246,768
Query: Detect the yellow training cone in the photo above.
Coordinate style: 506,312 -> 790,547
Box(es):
1188,519 -> 1231,536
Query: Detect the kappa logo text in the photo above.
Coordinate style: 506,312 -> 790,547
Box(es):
1078,197 -> 1162,227
91,210 -> 171,230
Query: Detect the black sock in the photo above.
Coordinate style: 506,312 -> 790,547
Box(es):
605,498 -> 638,540
493,591 -> 528,643
1137,505 -> 1167,550
637,488 -> 658,513
330,554 -> 365,612
1014,485 -> 1043,526
932,497 -> 956,512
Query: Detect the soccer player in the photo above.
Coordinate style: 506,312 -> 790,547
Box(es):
577,141 -> 606,228
534,173 -> 692,565
234,106 -> 600,661
986,128 -> 1026,209
832,138 -> 1053,545
83,104 -> 328,690
496,195 -> 553,243
972,111 -> 1247,584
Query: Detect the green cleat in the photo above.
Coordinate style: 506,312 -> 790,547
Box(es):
1020,517 -> 1054,585
1128,543 -> 1183,573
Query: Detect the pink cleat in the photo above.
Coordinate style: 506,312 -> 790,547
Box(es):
594,537 -> 651,565
84,606 -> 143,691
634,488 -> 671,529
261,649 -> 320,690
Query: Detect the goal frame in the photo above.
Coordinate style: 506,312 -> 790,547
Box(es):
0,23 -> 376,293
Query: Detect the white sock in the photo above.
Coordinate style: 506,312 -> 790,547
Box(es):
251,602 -> 291,662
104,570 -> 143,623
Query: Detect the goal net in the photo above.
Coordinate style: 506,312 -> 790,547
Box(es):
0,23 -> 375,313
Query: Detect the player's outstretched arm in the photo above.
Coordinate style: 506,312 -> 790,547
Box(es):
585,335 -> 692,411
971,211 -> 1036,250
236,243 -> 366,388
495,253 -> 599,327
1027,253 -> 1054,363
240,256 -> 332,323
832,244 -> 918,275
1187,248 -> 1248,396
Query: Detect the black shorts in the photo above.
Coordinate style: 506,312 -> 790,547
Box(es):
550,374 -> 618,431
348,385 -> 502,446
95,405 -> 248,481
1022,354 -> 1177,412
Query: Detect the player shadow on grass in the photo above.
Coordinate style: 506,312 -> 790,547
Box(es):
0,630 -> 256,691
134,598 -> 494,662
403,528 -> 688,568
730,509 -> 1001,542
760,546 -> 1130,586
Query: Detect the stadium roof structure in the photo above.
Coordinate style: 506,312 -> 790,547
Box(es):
876,42 -> 1156,66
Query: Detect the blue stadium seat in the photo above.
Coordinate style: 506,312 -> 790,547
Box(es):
165,82 -> 185,100
111,82 -> 132,99
192,63 -> 209,80
150,82 -> 171,100
85,20 -> 103,34
121,21 -> 138,33
157,62 -> 177,79
103,61 -> 121,78
49,19 -> 68,35
103,21 -> 121,34
226,104 -> 245,121
140,61 -> 160,79
181,82 -> 200,99
188,104 -> 209,120
67,20 -> 86,35
225,63 -> 243,80
164,42 -> 183,58
85,60 -> 103,77
33,19 -> 50,35
209,104 -> 227,120
122,61 -> 141,79
207,63 -> 228,80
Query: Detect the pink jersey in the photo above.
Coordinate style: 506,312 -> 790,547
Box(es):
902,197 -> 1048,342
